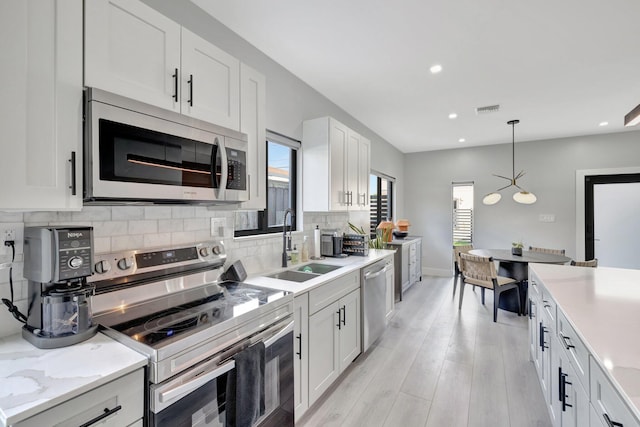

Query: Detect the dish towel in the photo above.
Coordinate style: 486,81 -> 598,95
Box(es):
225,341 -> 265,427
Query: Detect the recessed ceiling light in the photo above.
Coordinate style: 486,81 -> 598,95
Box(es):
459,138 -> 466,143
448,113 -> 458,119
599,121 -> 609,127
430,64 -> 442,74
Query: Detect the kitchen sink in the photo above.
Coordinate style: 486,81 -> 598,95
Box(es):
267,270 -> 320,283
296,263 -> 342,275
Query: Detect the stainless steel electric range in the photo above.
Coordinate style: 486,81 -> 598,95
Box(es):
90,241 -> 294,427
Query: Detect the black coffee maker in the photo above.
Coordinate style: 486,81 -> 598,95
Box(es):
22,226 -> 98,349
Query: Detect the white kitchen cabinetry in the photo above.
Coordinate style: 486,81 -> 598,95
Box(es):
85,0 -> 240,130
293,294 -> 309,422
0,0 -> 82,211
388,237 -> 422,301
529,268 -> 640,427
385,262 -> 395,321
239,63 -> 267,210
302,117 -> 371,211
16,368 -> 144,427
306,270 -> 361,406
590,359 -> 640,427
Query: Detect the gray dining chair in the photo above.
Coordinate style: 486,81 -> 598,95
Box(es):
529,246 -> 565,255
570,259 -> 598,267
458,253 -> 521,322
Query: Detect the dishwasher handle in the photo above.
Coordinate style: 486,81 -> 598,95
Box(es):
364,264 -> 391,280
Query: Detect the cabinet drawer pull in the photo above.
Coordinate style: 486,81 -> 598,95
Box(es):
341,305 -> 346,326
603,413 -> 623,427
295,333 -> 302,359
69,151 -> 77,196
560,333 -> 575,349
78,405 -> 122,427
188,74 -> 194,106
172,68 -> 178,102
336,310 -> 341,330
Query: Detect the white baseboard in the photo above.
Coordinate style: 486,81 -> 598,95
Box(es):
421,267 -> 452,277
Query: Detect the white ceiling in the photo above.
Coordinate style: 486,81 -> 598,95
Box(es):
193,0 -> 640,153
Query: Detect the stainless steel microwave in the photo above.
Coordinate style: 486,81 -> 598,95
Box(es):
83,88 -> 248,204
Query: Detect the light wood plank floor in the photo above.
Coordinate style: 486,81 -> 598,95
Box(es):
298,276 -> 551,427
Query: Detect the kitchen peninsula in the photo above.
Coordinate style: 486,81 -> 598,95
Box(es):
529,263 -> 640,426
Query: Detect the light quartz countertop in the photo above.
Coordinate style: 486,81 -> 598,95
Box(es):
529,263 -> 640,420
0,332 -> 148,427
245,249 -> 396,294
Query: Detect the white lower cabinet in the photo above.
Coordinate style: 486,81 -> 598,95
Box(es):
385,263 -> 395,321
553,335 -> 589,427
530,270 -> 640,427
293,294 -> 309,422
590,358 -> 640,427
308,288 -> 361,405
16,368 -> 144,427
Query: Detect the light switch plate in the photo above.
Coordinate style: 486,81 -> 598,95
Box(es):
539,214 -> 556,223
210,217 -> 226,237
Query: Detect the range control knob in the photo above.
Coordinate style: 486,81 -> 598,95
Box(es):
117,257 -> 134,270
94,260 -> 111,274
212,245 -> 221,255
199,247 -> 209,257
68,256 -> 83,269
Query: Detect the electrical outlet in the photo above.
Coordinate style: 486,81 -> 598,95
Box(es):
4,229 -> 15,243
210,217 -> 226,237
539,214 -> 556,223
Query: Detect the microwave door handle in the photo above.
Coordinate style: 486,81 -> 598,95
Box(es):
218,138 -> 228,196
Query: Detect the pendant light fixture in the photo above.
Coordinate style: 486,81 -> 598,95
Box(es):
482,120 -> 537,205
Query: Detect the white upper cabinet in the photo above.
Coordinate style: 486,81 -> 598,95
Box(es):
85,0 -> 240,130
239,63 -> 267,210
303,117 -> 371,212
84,0 -> 181,113
0,0 -> 83,211
181,28 -> 240,129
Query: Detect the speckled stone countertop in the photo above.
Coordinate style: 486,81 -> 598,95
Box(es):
530,263 -> 640,421
0,332 -> 148,427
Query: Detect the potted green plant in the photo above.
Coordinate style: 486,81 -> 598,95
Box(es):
512,241 -> 524,256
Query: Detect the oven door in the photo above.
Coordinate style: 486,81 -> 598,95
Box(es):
149,319 -> 294,427
85,97 -> 227,203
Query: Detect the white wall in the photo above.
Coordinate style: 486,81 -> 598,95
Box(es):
405,130 -> 640,276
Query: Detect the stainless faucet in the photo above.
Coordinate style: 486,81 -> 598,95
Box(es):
282,208 -> 295,267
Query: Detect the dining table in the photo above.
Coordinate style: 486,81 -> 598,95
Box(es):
468,249 -> 571,314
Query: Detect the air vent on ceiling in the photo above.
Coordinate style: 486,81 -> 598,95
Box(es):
475,104 -> 500,114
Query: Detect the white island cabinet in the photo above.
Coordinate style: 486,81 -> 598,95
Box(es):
0,0 -> 83,211
0,333 -> 148,427
529,264 -> 640,427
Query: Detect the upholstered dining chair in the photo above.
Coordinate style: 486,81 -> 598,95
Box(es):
458,253 -> 521,322
453,244 -> 473,296
529,246 -> 566,255
570,259 -> 598,267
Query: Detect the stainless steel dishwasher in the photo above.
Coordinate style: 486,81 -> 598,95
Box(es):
362,257 -> 393,352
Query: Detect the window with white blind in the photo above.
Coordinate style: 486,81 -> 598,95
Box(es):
453,183 -> 473,245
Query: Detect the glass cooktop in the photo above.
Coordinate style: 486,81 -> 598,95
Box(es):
98,281 -> 288,347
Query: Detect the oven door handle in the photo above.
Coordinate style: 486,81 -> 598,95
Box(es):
264,320 -> 294,348
159,359 -> 235,404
